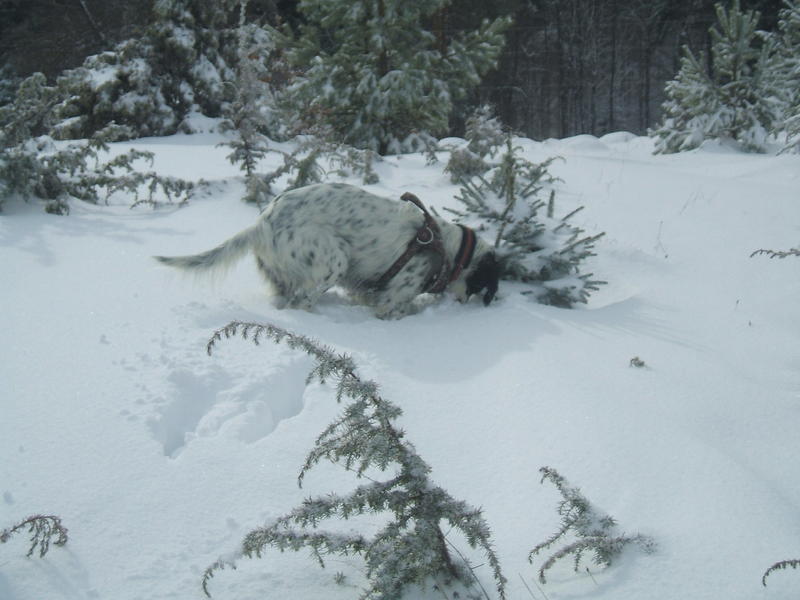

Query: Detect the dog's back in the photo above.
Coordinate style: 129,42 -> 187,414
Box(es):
153,183 -> 415,289
263,183 -> 419,279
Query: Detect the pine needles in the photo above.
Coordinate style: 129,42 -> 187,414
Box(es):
446,128 -> 606,307
1,514 -> 68,558
529,467 -> 654,584
203,321 -> 506,600
0,125 -> 197,213
762,558 -> 800,586
750,247 -> 800,259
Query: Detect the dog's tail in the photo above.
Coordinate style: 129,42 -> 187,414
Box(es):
154,225 -> 259,275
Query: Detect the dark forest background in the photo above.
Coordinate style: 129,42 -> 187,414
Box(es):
0,0 -> 785,139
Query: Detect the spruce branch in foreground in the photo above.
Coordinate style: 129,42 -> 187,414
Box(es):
203,321 -> 507,600
529,467 -> 654,584
762,558 -> 800,586
1,514 -> 68,558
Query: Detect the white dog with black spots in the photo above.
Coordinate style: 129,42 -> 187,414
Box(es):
155,183 -> 499,319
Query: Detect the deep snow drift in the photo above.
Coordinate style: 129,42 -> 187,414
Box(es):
1,131 -> 798,600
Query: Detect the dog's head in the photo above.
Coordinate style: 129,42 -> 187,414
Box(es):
465,252 -> 500,306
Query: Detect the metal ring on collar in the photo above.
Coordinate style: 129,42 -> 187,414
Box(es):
416,227 -> 434,245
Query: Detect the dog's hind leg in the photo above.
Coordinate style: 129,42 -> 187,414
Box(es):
255,257 -> 291,308
291,238 -> 350,309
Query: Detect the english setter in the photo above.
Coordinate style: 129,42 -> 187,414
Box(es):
155,183 -> 499,319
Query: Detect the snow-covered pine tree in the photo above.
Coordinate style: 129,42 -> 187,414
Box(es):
651,0 -> 781,153
222,0 -> 384,202
447,135 -> 605,307
775,0 -> 800,151
52,0 -> 241,140
202,321 -> 507,600
0,73 -> 59,148
283,0 -> 510,155
0,79 -> 196,214
445,104 -> 506,183
220,0 -> 283,205
0,131 -> 197,215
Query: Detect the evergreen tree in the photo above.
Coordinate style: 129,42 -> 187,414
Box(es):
0,64 -> 20,107
221,0 -> 284,205
49,0 -> 242,140
202,321 -> 507,600
0,80 -> 196,214
775,0 -> 800,151
0,73 -> 59,147
283,0 -> 510,155
444,104 -> 506,183
651,0 -> 781,153
446,135 -> 605,307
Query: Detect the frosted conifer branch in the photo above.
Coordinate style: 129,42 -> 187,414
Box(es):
0,514 -> 68,558
529,467 -> 654,584
449,131 -> 604,307
203,321 -> 506,600
762,558 -> 800,586
750,247 -> 800,259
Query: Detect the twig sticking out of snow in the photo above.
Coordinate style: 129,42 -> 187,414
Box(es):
529,467 -> 655,584
762,558 -> 800,586
0,514 -> 68,558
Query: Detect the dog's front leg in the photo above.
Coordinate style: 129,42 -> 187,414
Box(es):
371,257 -> 431,319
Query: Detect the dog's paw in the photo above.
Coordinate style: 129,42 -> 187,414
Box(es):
374,305 -> 412,320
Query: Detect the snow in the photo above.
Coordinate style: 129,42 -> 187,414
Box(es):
85,64 -> 120,89
1,132 -> 799,600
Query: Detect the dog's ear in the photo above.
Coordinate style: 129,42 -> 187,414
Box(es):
466,252 -> 500,306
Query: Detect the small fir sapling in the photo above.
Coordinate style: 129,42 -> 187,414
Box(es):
1,514 -> 68,558
444,105 -> 506,183
446,134 -> 605,307
202,321 -> 507,600
220,0 -> 286,205
529,467 -> 654,584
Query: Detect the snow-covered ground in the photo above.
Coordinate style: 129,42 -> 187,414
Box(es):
1,131 -> 798,600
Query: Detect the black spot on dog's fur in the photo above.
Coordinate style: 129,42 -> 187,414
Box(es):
466,253 -> 500,306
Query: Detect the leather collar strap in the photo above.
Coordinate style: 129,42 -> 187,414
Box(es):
449,224 -> 477,283
375,193 -> 477,294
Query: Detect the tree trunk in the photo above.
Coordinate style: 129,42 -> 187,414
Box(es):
76,0 -> 109,47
